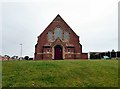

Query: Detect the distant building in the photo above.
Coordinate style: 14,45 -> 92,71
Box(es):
89,51 -> 120,59
34,15 -> 88,60
0,55 -> 2,60
0,55 -> 10,60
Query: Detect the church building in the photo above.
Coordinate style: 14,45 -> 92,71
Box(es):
34,15 -> 88,60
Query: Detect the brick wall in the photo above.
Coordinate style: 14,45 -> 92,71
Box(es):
34,15 -> 88,60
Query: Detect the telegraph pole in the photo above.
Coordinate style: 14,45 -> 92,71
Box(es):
20,44 -> 22,59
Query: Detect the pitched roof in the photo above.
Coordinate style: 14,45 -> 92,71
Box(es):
38,14 -> 79,37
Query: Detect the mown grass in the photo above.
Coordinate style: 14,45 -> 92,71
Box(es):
2,60 -> 118,87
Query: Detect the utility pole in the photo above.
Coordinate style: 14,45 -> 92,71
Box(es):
20,44 -> 22,60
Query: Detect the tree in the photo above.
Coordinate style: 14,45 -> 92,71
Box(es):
111,49 -> 116,58
11,56 -> 18,59
4,55 -> 10,60
29,58 -> 33,60
90,53 -> 96,59
24,56 -> 29,60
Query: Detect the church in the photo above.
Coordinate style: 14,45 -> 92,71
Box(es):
34,15 -> 88,60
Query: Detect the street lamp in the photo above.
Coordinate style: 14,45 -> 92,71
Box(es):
20,44 -> 22,59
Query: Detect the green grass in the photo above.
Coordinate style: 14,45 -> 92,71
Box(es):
2,60 -> 118,87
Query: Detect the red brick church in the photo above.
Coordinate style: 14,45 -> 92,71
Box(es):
34,14 -> 88,60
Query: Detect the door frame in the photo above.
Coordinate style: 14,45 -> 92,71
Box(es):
52,44 -> 64,60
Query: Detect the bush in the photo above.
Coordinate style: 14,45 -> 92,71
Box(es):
24,56 -> 29,60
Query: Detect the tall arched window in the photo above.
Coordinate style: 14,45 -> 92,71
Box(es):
47,32 -> 52,41
54,27 -> 62,40
64,31 -> 69,40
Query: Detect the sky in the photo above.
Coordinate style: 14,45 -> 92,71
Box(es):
1,0 -> 119,57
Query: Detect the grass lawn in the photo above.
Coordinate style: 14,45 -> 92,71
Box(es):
2,60 -> 118,87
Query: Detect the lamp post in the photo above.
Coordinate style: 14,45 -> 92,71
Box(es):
20,44 -> 22,59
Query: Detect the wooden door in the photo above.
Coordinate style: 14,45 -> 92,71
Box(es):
54,45 -> 62,59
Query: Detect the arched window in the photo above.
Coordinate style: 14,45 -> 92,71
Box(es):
64,31 -> 69,40
47,32 -> 52,41
54,27 -> 62,40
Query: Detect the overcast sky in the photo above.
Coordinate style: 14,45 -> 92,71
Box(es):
1,0 -> 119,57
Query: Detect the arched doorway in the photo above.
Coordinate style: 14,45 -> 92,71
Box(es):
54,45 -> 63,59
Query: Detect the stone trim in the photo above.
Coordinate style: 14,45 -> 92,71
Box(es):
37,52 -> 81,55
37,52 -> 52,54
65,53 -> 81,54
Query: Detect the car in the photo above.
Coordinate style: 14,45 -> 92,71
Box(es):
103,56 -> 110,59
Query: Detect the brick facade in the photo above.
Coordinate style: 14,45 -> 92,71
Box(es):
34,15 -> 88,60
